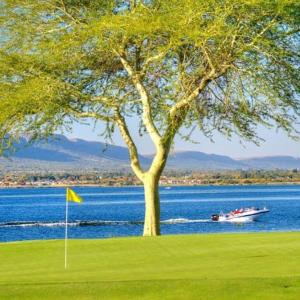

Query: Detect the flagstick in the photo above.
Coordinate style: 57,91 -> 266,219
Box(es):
64,196 -> 69,270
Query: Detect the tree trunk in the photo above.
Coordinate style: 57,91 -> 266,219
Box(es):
143,174 -> 160,236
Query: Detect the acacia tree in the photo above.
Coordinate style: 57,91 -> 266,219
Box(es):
0,0 -> 299,236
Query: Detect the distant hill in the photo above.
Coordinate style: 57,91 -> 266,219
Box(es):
1,135 -> 150,172
239,156 -> 300,170
161,151 -> 247,170
0,135 -> 299,172
11,135 -> 149,162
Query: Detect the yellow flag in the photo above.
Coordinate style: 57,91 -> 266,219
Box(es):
66,188 -> 83,203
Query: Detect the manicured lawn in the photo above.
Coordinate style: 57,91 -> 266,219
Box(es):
1,232 -> 300,299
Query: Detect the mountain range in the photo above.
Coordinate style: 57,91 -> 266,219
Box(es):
0,135 -> 299,172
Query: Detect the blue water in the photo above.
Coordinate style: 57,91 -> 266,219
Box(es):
1,185 -> 300,242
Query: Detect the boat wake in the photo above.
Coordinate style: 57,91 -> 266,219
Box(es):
0,220 -> 142,228
161,218 -> 211,224
0,218 -> 211,228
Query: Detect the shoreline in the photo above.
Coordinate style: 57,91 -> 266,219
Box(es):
1,181 -> 300,189
1,230 -> 300,244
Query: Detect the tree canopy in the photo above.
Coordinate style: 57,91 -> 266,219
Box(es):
1,0 -> 299,235
1,0 -> 299,147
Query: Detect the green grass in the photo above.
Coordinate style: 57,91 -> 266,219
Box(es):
1,232 -> 300,300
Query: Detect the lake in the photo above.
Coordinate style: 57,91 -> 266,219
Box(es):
1,185 -> 300,242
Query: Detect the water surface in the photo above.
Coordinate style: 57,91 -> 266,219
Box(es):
1,185 -> 300,242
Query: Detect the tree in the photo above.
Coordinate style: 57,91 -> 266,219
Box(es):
0,0 -> 299,236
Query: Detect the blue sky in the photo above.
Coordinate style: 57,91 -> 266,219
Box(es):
66,118 -> 300,159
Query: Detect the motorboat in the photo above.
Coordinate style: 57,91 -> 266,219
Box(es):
211,207 -> 269,222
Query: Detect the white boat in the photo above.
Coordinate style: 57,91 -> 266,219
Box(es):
211,207 -> 270,222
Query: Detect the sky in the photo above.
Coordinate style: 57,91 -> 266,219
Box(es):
65,118 -> 300,159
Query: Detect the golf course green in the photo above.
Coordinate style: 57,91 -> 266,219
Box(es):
1,232 -> 300,300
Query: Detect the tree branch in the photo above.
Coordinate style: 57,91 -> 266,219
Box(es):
142,51 -> 167,73
241,14 -> 279,52
203,48 -> 216,74
169,55 -> 233,121
73,111 -> 115,122
45,0 -> 82,25
114,108 -> 145,181
114,50 -> 163,150
65,105 -> 115,122
169,71 -> 215,120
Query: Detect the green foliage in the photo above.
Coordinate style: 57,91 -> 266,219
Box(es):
0,0 -> 299,151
